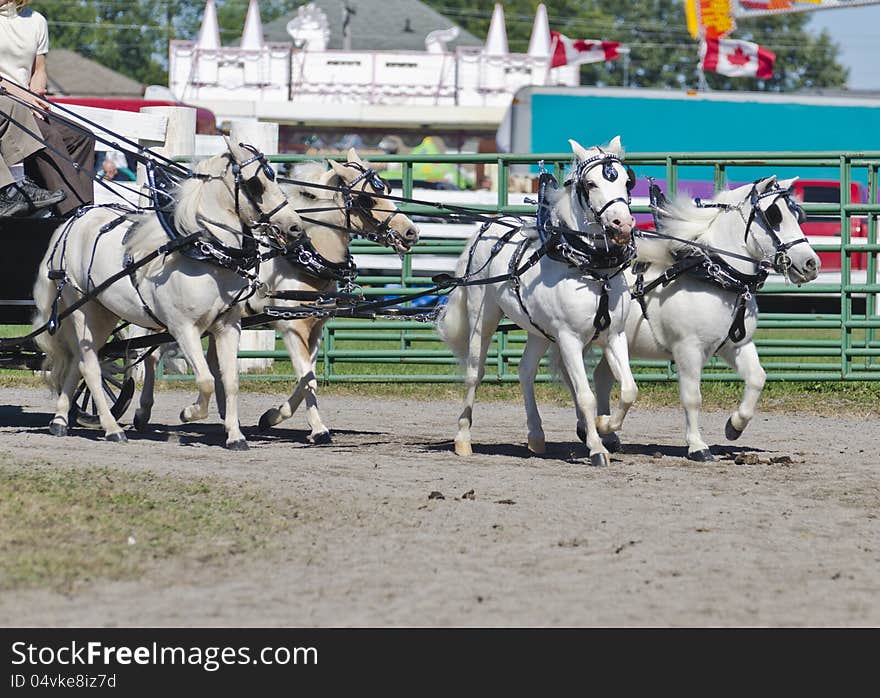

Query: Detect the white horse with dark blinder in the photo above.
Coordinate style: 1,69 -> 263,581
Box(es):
592,176 -> 820,460
438,137 -> 638,466
32,141 -> 304,449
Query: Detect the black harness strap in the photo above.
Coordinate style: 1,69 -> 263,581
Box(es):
508,236 -> 555,341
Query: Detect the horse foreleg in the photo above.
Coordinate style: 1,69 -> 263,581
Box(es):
596,331 -> 638,436
519,333 -> 550,454
674,344 -> 713,461
592,353 -> 622,453
206,335 -> 226,421
556,333 -> 608,467
175,328 -> 215,425
454,297 -> 501,457
259,321 -> 330,444
211,324 -> 247,450
133,348 -> 159,432
717,340 -> 766,440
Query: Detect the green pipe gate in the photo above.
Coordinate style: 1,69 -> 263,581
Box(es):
165,150 -> 880,383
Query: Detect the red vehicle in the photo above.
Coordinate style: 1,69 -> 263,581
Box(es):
49,97 -> 217,135
789,180 -> 866,272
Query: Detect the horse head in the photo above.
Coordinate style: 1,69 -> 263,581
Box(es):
742,176 -> 820,285
222,140 -> 304,246
324,148 -> 420,253
568,135 -> 636,246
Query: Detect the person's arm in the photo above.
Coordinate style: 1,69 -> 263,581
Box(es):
0,74 -> 49,111
29,54 -> 48,97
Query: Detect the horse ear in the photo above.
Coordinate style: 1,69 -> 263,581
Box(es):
755,175 -> 777,193
777,176 -> 798,191
568,139 -> 590,161
347,147 -> 364,165
325,159 -> 350,187
605,135 -> 624,156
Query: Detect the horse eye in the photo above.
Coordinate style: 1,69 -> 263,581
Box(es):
245,176 -> 264,201
582,180 -> 598,189
356,194 -> 375,208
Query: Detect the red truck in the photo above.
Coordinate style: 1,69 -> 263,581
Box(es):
789,179 -> 867,272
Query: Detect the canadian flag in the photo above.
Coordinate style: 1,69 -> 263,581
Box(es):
550,31 -> 621,68
700,37 -> 776,79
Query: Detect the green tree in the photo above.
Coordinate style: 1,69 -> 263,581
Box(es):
31,1 -> 305,86
426,0 -> 848,91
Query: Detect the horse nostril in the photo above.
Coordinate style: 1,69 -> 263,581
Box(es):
805,258 -> 817,270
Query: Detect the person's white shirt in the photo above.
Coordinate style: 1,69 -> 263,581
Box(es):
0,2 -> 49,87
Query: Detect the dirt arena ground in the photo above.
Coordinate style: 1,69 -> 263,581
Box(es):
0,386 -> 877,627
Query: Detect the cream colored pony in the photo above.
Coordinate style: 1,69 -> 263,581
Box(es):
32,142 -> 303,449
133,148 -> 419,442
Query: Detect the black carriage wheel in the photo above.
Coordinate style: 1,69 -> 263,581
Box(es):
69,329 -> 136,429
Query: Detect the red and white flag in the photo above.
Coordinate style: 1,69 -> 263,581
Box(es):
550,31 -> 621,68
700,37 -> 776,79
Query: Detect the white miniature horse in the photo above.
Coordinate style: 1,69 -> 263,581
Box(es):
33,142 -> 303,449
593,176 -> 820,460
438,137 -> 638,466
132,149 -> 420,443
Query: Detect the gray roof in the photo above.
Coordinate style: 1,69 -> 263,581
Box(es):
46,49 -> 144,97
262,0 -> 482,51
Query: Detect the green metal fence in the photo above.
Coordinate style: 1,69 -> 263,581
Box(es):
164,150 -> 880,383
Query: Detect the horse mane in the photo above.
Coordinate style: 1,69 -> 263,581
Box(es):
636,191 -> 740,266
280,161 -> 334,207
123,154 -> 231,262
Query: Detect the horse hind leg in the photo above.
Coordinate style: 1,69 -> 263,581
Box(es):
717,341 -> 765,440
674,344 -> 713,461
72,310 -> 128,442
49,363 -> 83,437
454,293 -> 502,456
519,333 -> 550,454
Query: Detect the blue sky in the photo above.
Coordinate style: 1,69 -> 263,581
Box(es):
807,4 -> 880,90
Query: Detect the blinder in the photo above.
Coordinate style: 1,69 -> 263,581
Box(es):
747,183 -> 810,273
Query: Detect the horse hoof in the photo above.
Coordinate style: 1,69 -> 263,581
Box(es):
454,439 -> 472,457
179,409 -> 188,423
602,432 -> 621,453
725,417 -> 744,441
106,431 -> 128,444
133,412 -> 150,433
688,449 -> 714,462
226,439 -> 249,451
589,452 -> 609,467
258,409 -> 281,432
576,424 -> 586,443
527,436 -> 546,454
308,430 -> 332,445
48,421 -> 67,437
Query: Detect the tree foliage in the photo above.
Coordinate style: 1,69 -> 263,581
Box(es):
31,0 -> 848,91
426,0 -> 848,91
31,1 -> 303,86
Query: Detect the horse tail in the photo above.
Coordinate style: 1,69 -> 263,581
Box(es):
436,249 -> 473,364
32,235 -> 74,395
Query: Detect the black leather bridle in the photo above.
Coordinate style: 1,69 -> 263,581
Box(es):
564,151 -> 636,222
